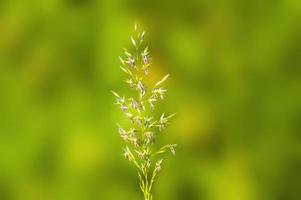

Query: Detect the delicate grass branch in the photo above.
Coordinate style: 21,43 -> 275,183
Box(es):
112,24 -> 176,200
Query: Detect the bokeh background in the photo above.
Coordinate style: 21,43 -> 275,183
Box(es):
1,0 -> 301,200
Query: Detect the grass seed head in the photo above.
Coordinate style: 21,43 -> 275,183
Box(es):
112,24 -> 176,200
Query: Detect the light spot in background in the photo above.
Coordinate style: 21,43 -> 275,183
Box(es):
63,131 -> 99,173
209,154 -> 255,200
144,59 -> 169,88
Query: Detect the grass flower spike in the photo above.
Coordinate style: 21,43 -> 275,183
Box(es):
112,25 -> 176,200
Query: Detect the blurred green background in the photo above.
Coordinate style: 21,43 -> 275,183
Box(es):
0,0 -> 301,200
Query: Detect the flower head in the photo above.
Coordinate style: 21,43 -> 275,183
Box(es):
112,25 -> 176,200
